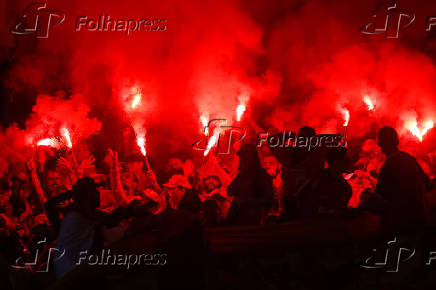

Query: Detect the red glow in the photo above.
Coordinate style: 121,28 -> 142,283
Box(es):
204,129 -> 219,156
131,94 -> 141,109
339,107 -> 350,127
200,114 -> 209,136
136,133 -> 147,156
37,138 -> 56,147
125,86 -> 143,111
236,104 -> 246,122
363,95 -> 375,111
236,94 -> 249,122
61,128 -> 73,148
404,119 -> 434,142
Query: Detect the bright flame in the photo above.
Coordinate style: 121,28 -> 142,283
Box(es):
363,96 -> 374,111
136,135 -> 147,156
404,119 -> 434,142
131,94 -> 141,109
204,130 -> 219,156
341,108 -> 350,127
61,128 -> 72,148
37,138 -> 56,147
236,104 -> 246,122
200,115 -> 209,136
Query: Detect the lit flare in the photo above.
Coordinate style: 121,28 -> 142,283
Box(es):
136,135 -> 146,156
200,115 -> 209,136
341,108 -> 350,127
61,128 -> 73,148
236,104 -> 246,122
404,119 -> 434,142
131,94 -> 141,109
363,96 -> 374,111
37,138 -> 56,147
204,130 -> 219,156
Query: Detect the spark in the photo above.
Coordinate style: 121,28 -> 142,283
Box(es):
363,95 -> 374,111
61,128 -> 72,148
341,108 -> 350,127
236,104 -> 246,122
404,119 -> 434,142
131,94 -> 141,109
200,115 -> 209,136
204,130 -> 219,156
37,138 -> 56,147
136,135 -> 146,156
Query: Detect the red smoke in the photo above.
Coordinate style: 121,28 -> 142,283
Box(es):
1,0 -> 436,171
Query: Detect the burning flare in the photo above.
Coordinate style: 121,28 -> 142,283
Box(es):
236,94 -> 249,122
340,108 -> 350,127
61,128 -> 73,148
236,104 -> 246,122
200,115 -> 209,136
131,93 -> 141,109
363,95 -> 375,111
37,138 -> 56,147
127,86 -> 142,110
136,135 -> 147,156
404,119 -> 434,142
204,129 -> 219,156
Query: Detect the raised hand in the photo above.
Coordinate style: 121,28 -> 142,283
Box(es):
57,156 -> 74,172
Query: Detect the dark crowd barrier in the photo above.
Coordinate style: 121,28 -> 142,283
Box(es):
47,212 -> 380,289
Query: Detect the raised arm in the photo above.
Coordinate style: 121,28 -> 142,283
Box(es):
109,150 -> 128,207
26,159 -> 46,211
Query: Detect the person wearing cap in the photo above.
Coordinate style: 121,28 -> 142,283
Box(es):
54,177 -> 102,278
162,174 -> 192,210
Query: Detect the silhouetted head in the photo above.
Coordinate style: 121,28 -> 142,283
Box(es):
377,126 -> 399,155
71,177 -> 100,215
298,126 -> 316,138
179,192 -> 201,215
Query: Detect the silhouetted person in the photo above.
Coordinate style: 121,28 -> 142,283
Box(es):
368,126 -> 430,235
54,177 -> 142,278
288,126 -> 326,195
54,178 -> 103,278
158,193 -> 209,290
227,144 -> 273,225
297,147 -> 352,218
291,126 -> 317,166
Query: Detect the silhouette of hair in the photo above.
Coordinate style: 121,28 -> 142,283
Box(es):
298,126 -> 316,137
378,126 -> 399,145
179,192 -> 201,214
